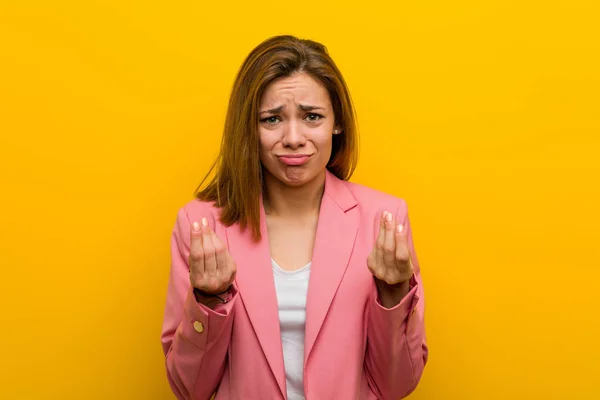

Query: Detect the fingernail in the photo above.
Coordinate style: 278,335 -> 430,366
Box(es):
382,211 -> 388,219
385,212 -> 393,222
192,222 -> 200,232
201,217 -> 208,227
396,224 -> 404,233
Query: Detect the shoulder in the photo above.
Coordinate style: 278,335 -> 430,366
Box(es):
174,198 -> 222,231
339,180 -> 414,243
343,180 -> 409,216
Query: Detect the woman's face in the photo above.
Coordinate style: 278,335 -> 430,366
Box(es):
258,72 -> 340,188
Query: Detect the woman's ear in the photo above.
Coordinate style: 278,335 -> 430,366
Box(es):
333,125 -> 343,135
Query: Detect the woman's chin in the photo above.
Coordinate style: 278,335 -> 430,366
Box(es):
280,167 -> 326,188
281,169 -> 309,186
262,162 -> 325,188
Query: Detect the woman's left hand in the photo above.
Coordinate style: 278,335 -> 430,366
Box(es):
367,211 -> 414,307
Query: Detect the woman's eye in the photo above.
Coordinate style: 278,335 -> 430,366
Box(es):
261,116 -> 280,124
305,113 -> 323,122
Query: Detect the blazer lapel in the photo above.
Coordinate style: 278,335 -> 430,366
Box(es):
225,197 -> 286,398
225,170 -> 359,396
304,170 -> 359,365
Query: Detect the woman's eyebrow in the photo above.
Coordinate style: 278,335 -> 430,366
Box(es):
259,104 -> 325,115
298,104 -> 325,112
259,105 -> 284,115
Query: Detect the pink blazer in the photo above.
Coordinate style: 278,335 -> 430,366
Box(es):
161,170 -> 428,400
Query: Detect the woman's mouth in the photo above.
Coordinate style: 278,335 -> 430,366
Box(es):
277,154 -> 313,166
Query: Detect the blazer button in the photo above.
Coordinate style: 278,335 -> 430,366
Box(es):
193,321 -> 204,333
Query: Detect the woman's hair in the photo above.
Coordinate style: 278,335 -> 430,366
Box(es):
195,35 -> 358,242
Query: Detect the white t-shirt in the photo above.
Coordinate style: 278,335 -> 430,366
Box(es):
272,258 -> 311,400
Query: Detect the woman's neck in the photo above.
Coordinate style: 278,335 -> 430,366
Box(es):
262,170 -> 326,219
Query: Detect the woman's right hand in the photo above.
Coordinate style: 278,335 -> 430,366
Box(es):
189,217 -> 237,296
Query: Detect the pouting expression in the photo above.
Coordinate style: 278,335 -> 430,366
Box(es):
258,72 -> 341,187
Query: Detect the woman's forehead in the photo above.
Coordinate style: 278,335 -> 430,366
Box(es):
261,73 -> 330,108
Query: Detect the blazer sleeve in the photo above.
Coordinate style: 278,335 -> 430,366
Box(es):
160,207 -> 239,400
364,199 -> 429,400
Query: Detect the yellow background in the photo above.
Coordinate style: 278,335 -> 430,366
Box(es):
1,0 -> 598,398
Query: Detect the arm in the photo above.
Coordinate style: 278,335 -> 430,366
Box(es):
160,207 -> 238,400
365,201 -> 429,399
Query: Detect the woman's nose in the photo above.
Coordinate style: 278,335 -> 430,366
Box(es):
281,121 -> 306,148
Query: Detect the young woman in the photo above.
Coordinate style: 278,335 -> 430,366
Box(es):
161,35 -> 428,400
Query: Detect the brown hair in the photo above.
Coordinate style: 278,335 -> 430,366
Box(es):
195,35 -> 358,242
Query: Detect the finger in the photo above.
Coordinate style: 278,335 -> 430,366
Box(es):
201,217 -> 217,275
367,251 -> 377,274
225,253 -> 237,286
210,229 -> 228,272
374,211 -> 387,275
189,220 -> 205,276
383,211 -> 396,266
376,211 -> 387,252
395,223 -> 411,267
